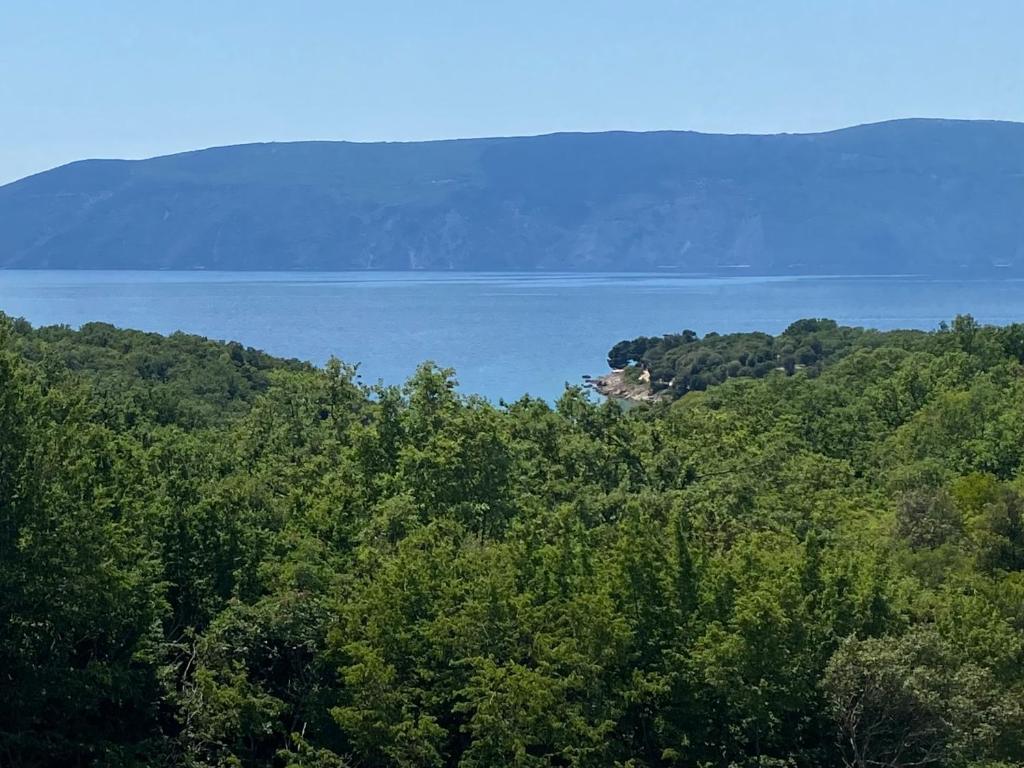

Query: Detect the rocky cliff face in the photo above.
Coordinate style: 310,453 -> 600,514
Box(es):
2,119 -> 1024,273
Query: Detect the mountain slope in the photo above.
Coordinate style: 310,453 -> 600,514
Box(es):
2,118 -> 1024,273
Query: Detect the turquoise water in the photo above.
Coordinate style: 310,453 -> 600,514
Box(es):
1,271 -> 1022,402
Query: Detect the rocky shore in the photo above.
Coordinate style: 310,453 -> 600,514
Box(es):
583,368 -> 665,403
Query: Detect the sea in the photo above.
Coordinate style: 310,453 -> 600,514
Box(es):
1,271 -> 1021,403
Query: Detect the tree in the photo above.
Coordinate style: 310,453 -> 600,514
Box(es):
895,487 -> 963,550
823,629 -> 1020,768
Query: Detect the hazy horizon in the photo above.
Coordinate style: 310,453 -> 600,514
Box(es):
3,0 -> 1023,184
8,116 -> 1024,184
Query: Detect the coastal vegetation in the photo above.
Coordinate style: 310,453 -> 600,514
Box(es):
2,312 -> 1024,767
603,315 -> 1020,398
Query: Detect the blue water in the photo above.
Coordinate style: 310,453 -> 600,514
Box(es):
1,271 -> 1022,402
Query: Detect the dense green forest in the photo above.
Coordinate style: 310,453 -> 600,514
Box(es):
606,316 -> 1014,397
2,313 -> 1024,767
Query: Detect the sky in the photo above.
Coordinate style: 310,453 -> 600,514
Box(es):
2,0 -> 1022,184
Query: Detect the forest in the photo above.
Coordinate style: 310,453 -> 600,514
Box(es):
605,316 -> 1008,397
2,312 -> 1024,767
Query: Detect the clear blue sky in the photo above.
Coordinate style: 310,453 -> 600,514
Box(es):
2,0 -> 1022,184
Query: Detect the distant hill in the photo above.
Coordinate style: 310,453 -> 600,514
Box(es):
2,118 -> 1024,273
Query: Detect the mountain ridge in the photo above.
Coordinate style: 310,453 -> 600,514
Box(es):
3,118 -> 1023,273
15,116 -> 1019,166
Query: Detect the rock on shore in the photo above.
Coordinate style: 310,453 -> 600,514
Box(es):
584,369 -> 665,403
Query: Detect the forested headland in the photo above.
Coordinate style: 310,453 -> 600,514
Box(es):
2,312 -> 1024,767
603,316 -> 1021,399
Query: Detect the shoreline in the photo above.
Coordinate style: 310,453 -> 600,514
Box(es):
584,368 -> 664,403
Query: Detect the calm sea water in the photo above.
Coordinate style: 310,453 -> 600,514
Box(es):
1,271 -> 1022,402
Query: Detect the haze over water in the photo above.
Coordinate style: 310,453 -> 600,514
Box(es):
2,271 -> 1021,402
